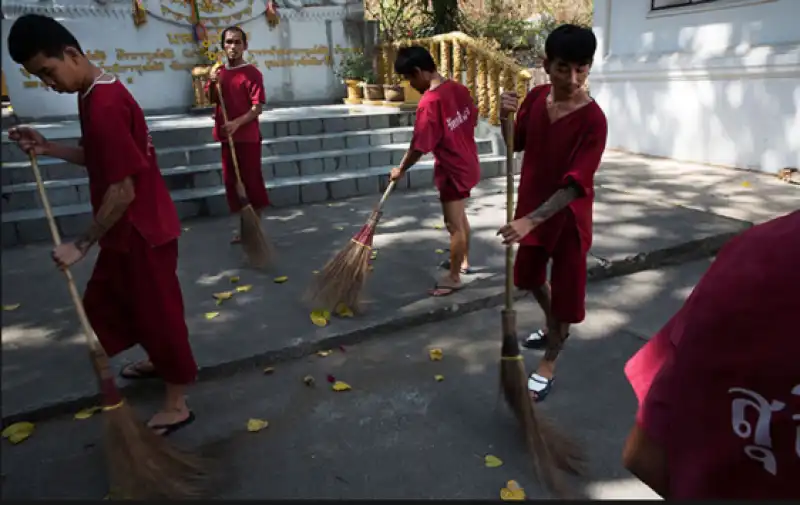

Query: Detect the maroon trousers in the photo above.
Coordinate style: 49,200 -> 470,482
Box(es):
83,230 -> 197,385
221,141 -> 270,213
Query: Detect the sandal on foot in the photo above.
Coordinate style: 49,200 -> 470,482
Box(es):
150,411 -> 196,437
522,329 -> 549,350
119,361 -> 159,380
528,373 -> 555,403
428,279 -> 463,297
439,259 -> 475,275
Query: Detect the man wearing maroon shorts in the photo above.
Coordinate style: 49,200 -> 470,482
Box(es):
206,26 -> 270,244
498,25 -> 607,402
390,46 -> 480,296
622,211 -> 800,499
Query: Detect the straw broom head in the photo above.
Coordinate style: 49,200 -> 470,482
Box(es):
239,203 -> 273,270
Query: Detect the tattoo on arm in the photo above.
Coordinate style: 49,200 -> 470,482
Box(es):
526,182 -> 581,223
75,178 -> 136,253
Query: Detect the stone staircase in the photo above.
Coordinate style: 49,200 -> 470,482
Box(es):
1,105 -> 506,247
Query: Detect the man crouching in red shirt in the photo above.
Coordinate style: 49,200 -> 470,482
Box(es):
7,14 -> 198,436
206,26 -> 270,244
497,25 -> 607,403
389,46 -> 481,297
623,211 -> 800,499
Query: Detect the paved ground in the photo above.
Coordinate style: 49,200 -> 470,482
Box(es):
1,172 -> 752,421
0,260 -> 713,500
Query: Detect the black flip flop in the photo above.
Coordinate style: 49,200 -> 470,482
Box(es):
439,259 -> 475,275
119,362 -> 160,380
150,411 -> 196,437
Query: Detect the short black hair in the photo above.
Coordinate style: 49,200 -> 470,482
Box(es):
7,14 -> 83,64
220,26 -> 247,45
544,24 -> 596,65
394,46 -> 436,75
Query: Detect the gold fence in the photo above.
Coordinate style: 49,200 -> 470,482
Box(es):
377,32 -> 537,126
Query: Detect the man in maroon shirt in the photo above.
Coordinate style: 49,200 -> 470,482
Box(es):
623,211 -> 800,499
7,14 -> 197,436
497,25 -> 607,402
389,46 -> 481,297
206,26 -> 269,244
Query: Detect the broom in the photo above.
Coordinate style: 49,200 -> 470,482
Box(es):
214,79 -> 272,269
498,115 -> 587,498
307,179 -> 397,312
28,152 -> 209,499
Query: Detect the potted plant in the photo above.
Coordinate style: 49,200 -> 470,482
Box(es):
335,52 -> 370,104
362,70 -> 384,102
383,79 -> 405,103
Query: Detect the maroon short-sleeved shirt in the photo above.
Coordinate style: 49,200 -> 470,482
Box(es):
513,84 -> 607,252
208,63 -> 266,143
78,78 -> 181,252
625,211 -> 800,499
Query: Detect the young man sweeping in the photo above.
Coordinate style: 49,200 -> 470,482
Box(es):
390,45 -> 480,297
7,14 -> 198,435
622,211 -> 800,499
206,26 -> 269,244
497,24 -> 607,402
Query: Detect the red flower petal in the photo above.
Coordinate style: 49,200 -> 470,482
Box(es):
327,374 -> 336,383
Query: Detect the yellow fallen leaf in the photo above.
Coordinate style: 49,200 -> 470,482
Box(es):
303,375 -> 315,386
74,406 -> 102,420
263,367 -> 275,375
230,276 -> 240,283
273,276 -> 288,283
484,454 -> 503,468
312,270 -> 320,274
335,303 -> 354,318
2,422 -> 34,444
316,350 -> 332,357
741,181 -> 751,188
435,248 -> 445,254
3,303 -> 20,311
332,381 -> 351,392
213,291 -> 234,301
429,348 -> 443,361
500,480 -> 525,501
434,374 -> 444,382
335,226 -> 344,231
235,284 -> 253,293
246,418 -> 269,432
370,250 -> 378,260
310,309 -> 329,327
433,224 -> 444,230
205,311 -> 220,320
215,299 -> 223,306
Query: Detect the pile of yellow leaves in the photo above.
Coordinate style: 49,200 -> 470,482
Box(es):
204,275 -> 256,319
310,303 -> 354,328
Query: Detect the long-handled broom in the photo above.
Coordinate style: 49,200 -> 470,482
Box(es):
498,115 -> 587,498
214,79 -> 272,269
28,152 -> 209,499
307,179 -> 397,312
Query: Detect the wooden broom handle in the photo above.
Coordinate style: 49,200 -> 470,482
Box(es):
28,152 -> 104,355
377,179 -> 396,211
214,80 -> 245,186
503,113 -> 515,310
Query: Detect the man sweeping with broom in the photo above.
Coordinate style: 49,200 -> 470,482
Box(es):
7,14 -> 199,437
497,24 -> 607,403
206,25 -> 271,246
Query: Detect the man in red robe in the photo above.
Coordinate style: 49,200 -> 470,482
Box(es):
206,26 -> 269,244
7,14 -> 197,435
390,45 -> 481,296
497,24 -> 607,402
622,211 -> 800,499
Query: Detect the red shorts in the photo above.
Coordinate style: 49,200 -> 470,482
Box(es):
83,231 -> 198,385
222,141 -> 270,213
438,178 -> 471,203
513,224 -> 587,324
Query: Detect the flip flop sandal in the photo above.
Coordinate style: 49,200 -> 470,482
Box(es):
428,282 -> 463,297
439,259 -> 475,275
522,329 -> 548,350
528,373 -> 555,403
150,411 -> 196,437
119,361 -> 160,380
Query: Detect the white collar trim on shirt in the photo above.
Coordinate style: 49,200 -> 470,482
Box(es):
81,72 -> 117,99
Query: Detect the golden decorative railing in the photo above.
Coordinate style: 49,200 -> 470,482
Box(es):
378,32 -> 536,126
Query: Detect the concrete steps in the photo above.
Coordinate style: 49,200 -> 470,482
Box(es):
1,105 -> 505,248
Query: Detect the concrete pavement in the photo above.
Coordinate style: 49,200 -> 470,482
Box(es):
0,259 -> 713,500
0,171 -> 751,423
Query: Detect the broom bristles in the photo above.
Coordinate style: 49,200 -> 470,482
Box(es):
240,203 -> 272,269
104,402 -> 211,499
306,212 -> 380,311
